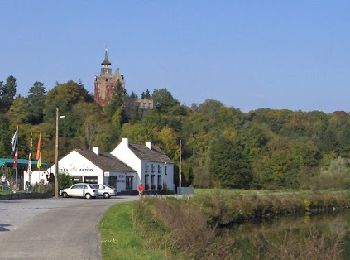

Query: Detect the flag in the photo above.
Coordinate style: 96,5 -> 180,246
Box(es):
36,154 -> 41,169
36,133 -> 42,169
11,126 -> 18,155
36,133 -> 41,160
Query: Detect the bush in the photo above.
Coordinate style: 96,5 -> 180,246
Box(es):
58,173 -> 74,190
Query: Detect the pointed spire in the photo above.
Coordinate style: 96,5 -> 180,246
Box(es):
101,49 -> 111,66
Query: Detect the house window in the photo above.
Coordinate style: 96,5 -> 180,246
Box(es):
157,175 -> 162,190
157,165 -> 161,173
84,176 -> 98,184
145,164 -> 149,173
145,174 -> 149,190
151,175 -> 155,190
151,164 -> 155,173
165,165 -> 167,175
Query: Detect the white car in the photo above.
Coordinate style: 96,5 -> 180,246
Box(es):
60,183 -> 98,199
91,184 -> 116,199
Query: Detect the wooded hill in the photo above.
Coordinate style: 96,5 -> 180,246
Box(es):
1,75 -> 349,189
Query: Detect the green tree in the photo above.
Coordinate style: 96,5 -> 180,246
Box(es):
44,80 -> 91,120
141,89 -> 151,99
208,135 -> 252,188
27,81 -> 46,124
0,114 -> 10,156
7,96 -> 30,128
0,75 -> 17,111
152,88 -> 179,112
103,80 -> 125,118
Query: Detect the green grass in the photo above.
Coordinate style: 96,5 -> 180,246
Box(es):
99,202 -> 167,260
195,188 -> 347,196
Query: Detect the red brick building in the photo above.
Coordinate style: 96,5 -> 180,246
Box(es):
94,50 -> 124,106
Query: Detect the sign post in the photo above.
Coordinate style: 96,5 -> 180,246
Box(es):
137,184 -> 144,197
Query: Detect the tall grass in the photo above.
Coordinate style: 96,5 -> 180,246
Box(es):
133,197 -> 346,259
99,202 -> 167,260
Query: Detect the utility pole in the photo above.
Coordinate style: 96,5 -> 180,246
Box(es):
179,139 -> 182,190
54,107 -> 59,199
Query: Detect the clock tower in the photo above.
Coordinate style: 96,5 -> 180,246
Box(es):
94,49 -> 124,106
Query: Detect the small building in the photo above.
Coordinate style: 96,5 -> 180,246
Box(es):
0,158 -> 48,190
49,148 -> 137,193
111,138 -> 175,191
135,98 -> 154,110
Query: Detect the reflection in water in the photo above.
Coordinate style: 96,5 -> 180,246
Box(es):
221,212 -> 350,259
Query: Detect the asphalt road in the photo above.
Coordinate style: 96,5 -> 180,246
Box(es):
0,196 -> 138,260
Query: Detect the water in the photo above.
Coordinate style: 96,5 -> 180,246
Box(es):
221,211 -> 350,259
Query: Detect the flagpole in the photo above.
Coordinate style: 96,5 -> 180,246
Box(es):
15,125 -> 18,189
28,132 -> 32,186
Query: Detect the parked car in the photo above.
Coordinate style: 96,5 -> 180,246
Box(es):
91,184 -> 116,199
60,183 -> 98,199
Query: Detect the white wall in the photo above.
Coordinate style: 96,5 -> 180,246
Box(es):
48,151 -> 104,184
143,161 -> 174,191
23,171 -> 48,187
111,138 -> 142,187
111,138 -> 175,191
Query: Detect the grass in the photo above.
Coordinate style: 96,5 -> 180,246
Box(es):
195,188 -> 348,196
99,201 -> 167,260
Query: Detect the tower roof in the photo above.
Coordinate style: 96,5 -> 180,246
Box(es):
101,49 -> 111,66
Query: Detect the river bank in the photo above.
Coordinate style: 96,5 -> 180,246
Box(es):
99,190 -> 350,259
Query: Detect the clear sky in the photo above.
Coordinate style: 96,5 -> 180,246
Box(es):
1,0 -> 350,112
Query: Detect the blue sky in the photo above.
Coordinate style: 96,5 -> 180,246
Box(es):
1,0 -> 350,112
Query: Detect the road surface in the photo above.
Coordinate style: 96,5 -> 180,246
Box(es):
0,196 -> 138,259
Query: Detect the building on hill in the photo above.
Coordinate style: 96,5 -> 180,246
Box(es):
94,49 -> 125,106
135,98 -> 154,110
94,50 -> 154,112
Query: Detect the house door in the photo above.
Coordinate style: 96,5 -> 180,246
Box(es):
126,176 -> 133,190
109,176 -> 117,189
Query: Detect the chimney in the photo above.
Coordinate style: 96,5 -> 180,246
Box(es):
146,141 -> 152,149
122,137 -> 128,146
93,147 -> 99,155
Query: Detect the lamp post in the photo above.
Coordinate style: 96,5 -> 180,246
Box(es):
54,107 -> 65,199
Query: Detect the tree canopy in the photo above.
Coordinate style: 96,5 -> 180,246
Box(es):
1,75 -> 350,190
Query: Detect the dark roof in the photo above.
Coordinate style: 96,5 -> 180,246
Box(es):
128,143 -> 172,163
101,49 -> 111,66
75,149 -> 135,172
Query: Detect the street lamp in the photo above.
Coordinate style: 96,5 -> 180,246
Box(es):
54,107 -> 65,199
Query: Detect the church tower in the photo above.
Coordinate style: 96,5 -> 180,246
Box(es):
94,49 -> 124,106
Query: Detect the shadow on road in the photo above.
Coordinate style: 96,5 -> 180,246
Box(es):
0,224 -> 11,232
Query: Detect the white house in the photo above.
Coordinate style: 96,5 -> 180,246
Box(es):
49,147 -> 137,193
111,138 -> 175,191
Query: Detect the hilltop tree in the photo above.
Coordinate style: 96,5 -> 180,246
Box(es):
7,96 -> 30,128
152,88 -> 179,113
141,89 -> 151,99
0,75 -> 17,111
44,80 -> 91,120
103,80 -> 125,118
27,81 -> 46,124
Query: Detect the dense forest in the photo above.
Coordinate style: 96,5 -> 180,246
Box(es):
1,75 -> 349,190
